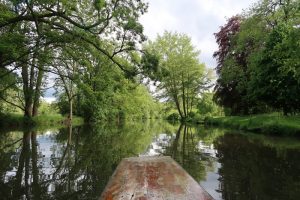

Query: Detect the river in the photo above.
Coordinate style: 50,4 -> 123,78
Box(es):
0,121 -> 299,199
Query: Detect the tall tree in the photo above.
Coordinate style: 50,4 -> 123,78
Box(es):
213,16 -> 249,115
53,48 -> 79,122
143,32 -> 211,119
248,0 -> 300,115
213,0 -> 300,115
0,0 -> 148,118
249,22 -> 300,115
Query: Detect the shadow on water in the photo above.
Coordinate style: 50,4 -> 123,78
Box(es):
0,121 -> 300,199
215,133 -> 300,200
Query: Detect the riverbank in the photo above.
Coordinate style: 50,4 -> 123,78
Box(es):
0,113 -> 84,130
205,114 -> 300,136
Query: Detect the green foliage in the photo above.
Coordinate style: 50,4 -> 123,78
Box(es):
205,113 -> 300,136
94,0 -> 106,10
249,22 -> 300,114
0,113 -> 24,127
166,112 -> 180,121
143,31 -> 211,119
38,101 -> 59,115
0,113 -> 83,129
55,94 -> 71,115
0,32 -> 26,65
68,57 -> 162,122
0,68 -> 20,113
213,0 -> 300,115
32,114 -> 83,126
197,93 -> 223,117
0,0 -> 148,119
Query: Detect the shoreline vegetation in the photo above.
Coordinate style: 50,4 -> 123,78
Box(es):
0,113 -> 84,130
2,112 -> 300,137
1,1 -> 299,138
204,114 -> 300,136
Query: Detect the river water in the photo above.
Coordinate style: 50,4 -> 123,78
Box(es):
0,121 -> 299,200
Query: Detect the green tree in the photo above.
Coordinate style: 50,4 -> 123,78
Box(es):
247,0 -> 300,115
197,93 -> 223,117
52,44 -> 84,122
213,0 -> 300,115
0,0 -> 148,118
249,22 -> 300,115
213,16 -> 257,115
0,68 -> 20,112
77,56 -> 160,122
49,43 -> 162,122
143,31 -> 211,120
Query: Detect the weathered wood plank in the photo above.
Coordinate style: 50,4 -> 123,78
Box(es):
100,156 -> 214,200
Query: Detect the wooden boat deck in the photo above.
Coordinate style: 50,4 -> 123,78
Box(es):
100,156 -> 214,200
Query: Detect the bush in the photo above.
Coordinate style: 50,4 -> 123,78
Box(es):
167,112 -> 180,121
190,113 -> 203,123
204,114 -> 300,136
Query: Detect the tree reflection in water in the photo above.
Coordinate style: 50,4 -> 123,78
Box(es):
145,124 -> 219,182
143,125 -> 300,200
1,130 -> 49,199
1,123 -> 300,200
215,133 -> 300,200
0,122 -> 158,199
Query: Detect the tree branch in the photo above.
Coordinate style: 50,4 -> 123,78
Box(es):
0,12 -> 60,28
0,95 -> 25,111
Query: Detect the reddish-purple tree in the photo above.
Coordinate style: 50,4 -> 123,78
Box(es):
213,16 -> 241,74
212,16 -> 249,115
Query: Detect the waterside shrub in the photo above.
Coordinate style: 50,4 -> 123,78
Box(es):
205,114 -> 300,136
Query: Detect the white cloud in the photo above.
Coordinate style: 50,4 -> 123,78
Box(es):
140,0 -> 258,68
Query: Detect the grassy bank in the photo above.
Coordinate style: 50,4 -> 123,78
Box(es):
205,114 -> 300,136
0,113 -> 84,129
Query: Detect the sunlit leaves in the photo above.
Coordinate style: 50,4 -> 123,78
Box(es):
0,0 -> 148,117
94,0 -> 106,10
144,31 -> 210,119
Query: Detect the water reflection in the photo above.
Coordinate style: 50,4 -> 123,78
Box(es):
0,122 -> 159,200
144,124 -> 218,182
143,124 -> 223,199
143,124 -> 300,200
0,122 -> 300,200
215,134 -> 300,200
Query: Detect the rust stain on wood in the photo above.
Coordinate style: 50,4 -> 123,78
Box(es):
100,156 -> 214,200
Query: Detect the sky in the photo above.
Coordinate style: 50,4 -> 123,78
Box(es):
139,0 -> 258,68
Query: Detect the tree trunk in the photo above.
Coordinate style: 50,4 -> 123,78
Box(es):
13,132 -> 28,199
24,102 -> 33,117
68,123 -> 72,145
174,94 -> 184,119
24,131 -> 31,199
31,131 -> 41,198
182,125 -> 187,165
22,64 -> 33,117
172,124 -> 183,158
32,67 -> 44,117
181,76 -> 187,118
69,97 -> 73,122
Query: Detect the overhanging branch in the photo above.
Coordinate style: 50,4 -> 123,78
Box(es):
0,95 -> 25,111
